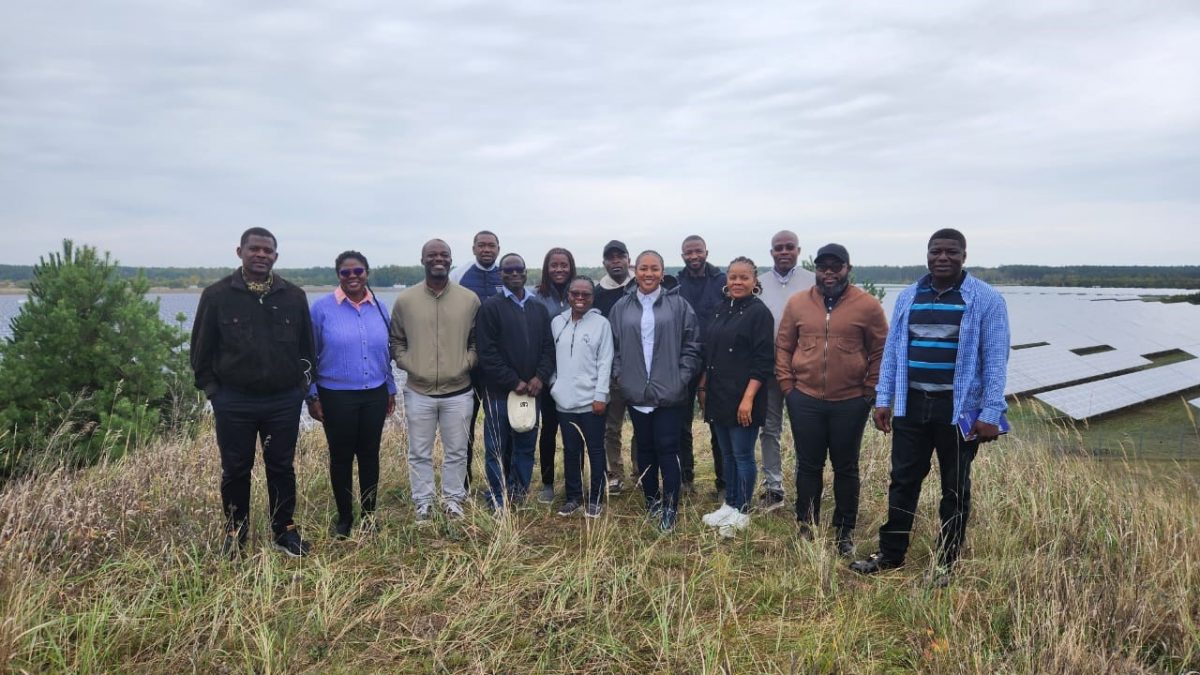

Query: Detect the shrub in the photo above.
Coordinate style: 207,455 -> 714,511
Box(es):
0,240 -> 191,476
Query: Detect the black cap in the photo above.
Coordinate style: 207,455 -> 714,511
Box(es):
815,243 -> 850,264
603,240 -> 628,256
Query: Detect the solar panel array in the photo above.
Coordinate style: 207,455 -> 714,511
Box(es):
1033,360 -> 1200,420
1190,397 -> 1200,412
1005,346 -> 1150,396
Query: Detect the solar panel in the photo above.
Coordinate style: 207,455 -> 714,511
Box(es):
1034,360 -> 1200,419
1005,345 -> 1151,395
1190,397 -> 1200,412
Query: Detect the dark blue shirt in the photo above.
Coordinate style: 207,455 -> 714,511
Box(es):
906,273 -> 966,392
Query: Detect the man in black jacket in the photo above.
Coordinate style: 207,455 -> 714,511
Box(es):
677,235 -> 727,498
475,253 -> 556,510
191,227 -> 315,558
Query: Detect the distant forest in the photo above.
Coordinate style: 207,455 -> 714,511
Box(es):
0,263 -> 1197,290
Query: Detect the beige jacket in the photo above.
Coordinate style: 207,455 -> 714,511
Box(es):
389,282 -> 480,396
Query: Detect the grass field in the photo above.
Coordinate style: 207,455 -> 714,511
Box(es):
1,413 -> 1197,673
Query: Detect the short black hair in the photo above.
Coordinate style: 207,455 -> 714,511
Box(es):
682,234 -> 706,247
635,250 -> 665,267
240,227 -> 277,248
928,228 -> 966,249
474,230 -> 500,246
335,250 -> 369,272
499,252 -> 524,267
570,275 -> 595,289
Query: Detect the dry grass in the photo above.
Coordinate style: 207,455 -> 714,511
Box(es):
0,414 -> 1197,673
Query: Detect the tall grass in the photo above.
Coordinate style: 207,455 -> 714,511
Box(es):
0,413 -> 1196,673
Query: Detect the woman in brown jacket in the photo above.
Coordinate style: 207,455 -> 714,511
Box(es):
775,243 -> 888,555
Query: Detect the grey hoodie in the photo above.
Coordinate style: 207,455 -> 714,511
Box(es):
549,308 -> 614,414
608,285 -> 701,408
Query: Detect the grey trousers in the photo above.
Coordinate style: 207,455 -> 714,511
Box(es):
604,377 -> 635,478
403,388 -> 472,509
758,381 -> 785,494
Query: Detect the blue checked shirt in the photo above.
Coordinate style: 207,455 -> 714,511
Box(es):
876,272 -> 1010,425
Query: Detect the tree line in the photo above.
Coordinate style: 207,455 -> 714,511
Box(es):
1,263 -> 1197,290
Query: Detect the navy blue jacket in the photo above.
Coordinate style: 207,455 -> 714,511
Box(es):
677,262 -> 726,342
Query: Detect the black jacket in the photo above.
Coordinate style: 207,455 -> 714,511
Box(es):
476,293 -> 555,395
190,272 -> 315,397
702,295 -> 774,427
677,263 -> 726,342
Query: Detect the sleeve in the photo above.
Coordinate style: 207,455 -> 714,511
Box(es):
748,305 -> 775,385
308,300 -> 324,397
875,290 -> 908,408
678,300 -> 702,384
378,303 -> 398,396
189,288 -> 220,398
608,304 -> 622,379
388,296 -> 409,373
297,293 -> 317,391
977,292 -> 1011,425
477,301 -> 521,392
862,296 -> 890,395
774,296 -> 799,394
536,306 -> 556,384
594,320 -> 614,402
465,296 -> 480,371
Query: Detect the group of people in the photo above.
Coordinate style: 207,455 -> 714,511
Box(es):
191,225 -> 1009,587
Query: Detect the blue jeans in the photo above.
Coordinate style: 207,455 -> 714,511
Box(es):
628,405 -> 684,513
713,424 -> 759,511
482,391 -> 538,508
559,410 -> 607,505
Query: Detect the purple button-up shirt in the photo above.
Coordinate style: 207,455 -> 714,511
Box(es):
309,289 -> 398,397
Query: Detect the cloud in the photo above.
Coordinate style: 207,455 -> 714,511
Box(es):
1,0 -> 1198,268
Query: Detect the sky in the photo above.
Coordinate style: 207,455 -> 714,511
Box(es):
1,0 -> 1198,270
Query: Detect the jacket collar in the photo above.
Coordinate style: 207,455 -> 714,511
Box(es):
230,271 -> 290,295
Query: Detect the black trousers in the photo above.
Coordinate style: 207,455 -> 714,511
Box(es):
318,384 -> 388,525
878,391 -> 980,566
211,386 -> 304,538
538,389 -> 561,487
787,391 -> 871,535
681,376 -> 724,489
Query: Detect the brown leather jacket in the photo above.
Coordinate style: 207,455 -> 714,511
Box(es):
775,284 -> 889,401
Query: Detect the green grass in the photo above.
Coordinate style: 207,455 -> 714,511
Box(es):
0,416 -> 1197,673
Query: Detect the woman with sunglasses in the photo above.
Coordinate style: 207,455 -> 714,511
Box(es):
307,251 -> 397,538
608,250 -> 701,532
698,257 -> 775,536
532,247 -> 577,505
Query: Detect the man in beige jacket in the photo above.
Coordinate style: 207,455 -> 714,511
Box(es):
390,239 -> 481,522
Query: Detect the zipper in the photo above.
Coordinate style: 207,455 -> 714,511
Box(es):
821,307 -> 831,399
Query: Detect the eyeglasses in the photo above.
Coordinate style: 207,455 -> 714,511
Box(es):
568,290 -> 593,298
815,261 -> 845,273
501,266 -> 526,275
772,243 -> 797,252
338,267 -> 366,278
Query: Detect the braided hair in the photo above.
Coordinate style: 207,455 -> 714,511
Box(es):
725,256 -> 763,297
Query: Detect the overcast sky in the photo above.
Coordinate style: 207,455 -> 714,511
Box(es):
2,1 -> 1197,270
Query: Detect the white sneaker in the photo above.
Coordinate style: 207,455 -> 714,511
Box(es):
702,503 -> 736,527
718,511 -> 750,538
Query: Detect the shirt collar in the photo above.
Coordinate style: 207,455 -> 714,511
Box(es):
637,286 -> 662,305
502,285 -> 529,307
475,260 -> 499,272
334,286 -> 375,307
772,266 -> 798,285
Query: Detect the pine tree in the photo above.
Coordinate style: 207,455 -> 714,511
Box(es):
0,240 -> 186,475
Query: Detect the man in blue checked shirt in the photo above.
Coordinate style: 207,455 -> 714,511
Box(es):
850,228 -> 1009,587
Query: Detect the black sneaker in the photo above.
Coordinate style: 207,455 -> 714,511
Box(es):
849,553 -> 902,575
607,478 -> 624,495
220,529 -> 248,559
658,508 -> 677,533
557,500 -> 581,517
798,522 -> 815,542
273,526 -> 311,558
757,491 -> 786,512
332,519 -> 353,540
835,535 -> 855,557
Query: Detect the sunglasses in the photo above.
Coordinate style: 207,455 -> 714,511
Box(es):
815,261 -> 845,273
501,266 -> 526,275
338,267 -> 366,278
772,243 -> 797,252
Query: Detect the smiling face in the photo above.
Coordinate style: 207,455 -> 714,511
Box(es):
547,252 -> 572,286
770,231 -> 798,274
927,238 -> 966,287
421,240 -> 452,282
499,254 -> 527,294
473,233 -> 499,268
635,252 -> 664,294
726,261 -> 757,299
681,238 -> 707,274
337,257 -> 368,297
237,234 -> 278,282
567,278 -> 594,315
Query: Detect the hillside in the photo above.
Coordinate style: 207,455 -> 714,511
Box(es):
0,415 -> 1196,672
